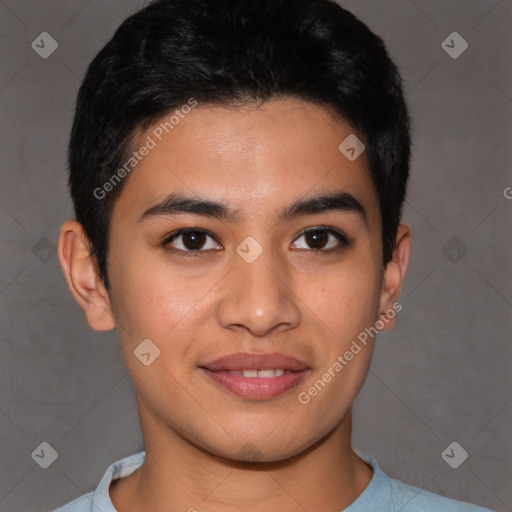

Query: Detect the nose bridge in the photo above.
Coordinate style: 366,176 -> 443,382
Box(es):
216,241 -> 301,336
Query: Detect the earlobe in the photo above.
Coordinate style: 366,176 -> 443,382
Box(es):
378,223 -> 410,331
57,220 -> 115,332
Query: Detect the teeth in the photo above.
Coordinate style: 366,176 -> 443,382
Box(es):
255,369 -> 275,378
239,369 -> 286,378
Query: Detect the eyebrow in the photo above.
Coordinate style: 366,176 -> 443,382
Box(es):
138,191 -> 368,226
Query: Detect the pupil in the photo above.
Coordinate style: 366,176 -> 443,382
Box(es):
306,230 -> 327,249
184,232 -> 205,250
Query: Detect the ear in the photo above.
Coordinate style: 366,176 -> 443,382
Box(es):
57,220 -> 115,331
377,223 -> 410,332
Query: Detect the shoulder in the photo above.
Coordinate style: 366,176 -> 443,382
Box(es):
52,451 -> 146,512
389,477 -> 496,512
352,449 -> 495,512
52,492 -> 95,512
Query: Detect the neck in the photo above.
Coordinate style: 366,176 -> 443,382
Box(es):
110,395 -> 373,512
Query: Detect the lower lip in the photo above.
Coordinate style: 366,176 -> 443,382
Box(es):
200,369 -> 309,400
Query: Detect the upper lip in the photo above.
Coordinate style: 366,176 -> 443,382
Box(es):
199,352 -> 309,371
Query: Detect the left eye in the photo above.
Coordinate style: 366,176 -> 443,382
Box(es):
291,228 -> 348,252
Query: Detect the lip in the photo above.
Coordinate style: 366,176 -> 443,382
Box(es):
199,352 -> 309,371
199,352 -> 310,400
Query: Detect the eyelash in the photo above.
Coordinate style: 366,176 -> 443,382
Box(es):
162,226 -> 350,257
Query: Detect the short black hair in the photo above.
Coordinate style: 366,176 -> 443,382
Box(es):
68,0 -> 411,289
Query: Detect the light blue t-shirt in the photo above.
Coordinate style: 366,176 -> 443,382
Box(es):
53,449 -> 495,512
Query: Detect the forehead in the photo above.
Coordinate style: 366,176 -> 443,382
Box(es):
111,98 -> 380,227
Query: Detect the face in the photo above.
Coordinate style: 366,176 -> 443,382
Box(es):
96,98 -> 403,461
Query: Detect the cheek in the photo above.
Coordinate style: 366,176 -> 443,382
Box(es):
109,249 -> 201,337
302,259 -> 382,340
296,267 -> 380,429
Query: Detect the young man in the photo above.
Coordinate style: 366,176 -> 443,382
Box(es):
55,0 -> 494,510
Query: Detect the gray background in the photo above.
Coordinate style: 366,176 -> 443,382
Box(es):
0,0 -> 510,511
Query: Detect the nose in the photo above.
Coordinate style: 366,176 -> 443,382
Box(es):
216,247 -> 301,337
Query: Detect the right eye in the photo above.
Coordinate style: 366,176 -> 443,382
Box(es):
163,228 -> 223,255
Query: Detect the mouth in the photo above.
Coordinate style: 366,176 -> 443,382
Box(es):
198,352 -> 310,400
219,368 -> 288,377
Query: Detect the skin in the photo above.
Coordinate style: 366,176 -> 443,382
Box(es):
58,98 -> 410,512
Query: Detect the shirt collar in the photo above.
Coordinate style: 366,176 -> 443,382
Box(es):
89,451 -> 146,511
88,449 -> 391,511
